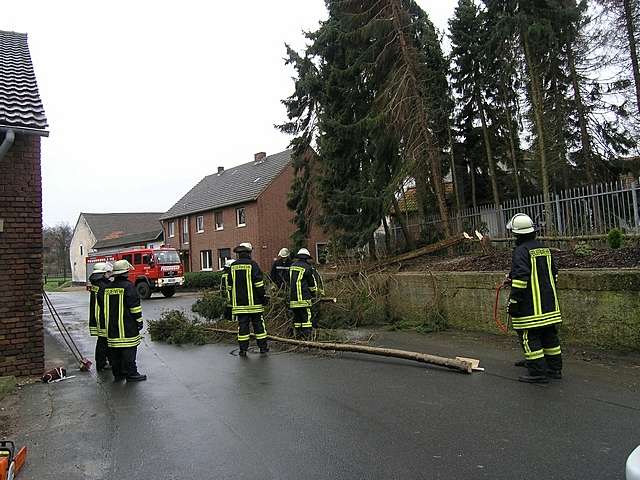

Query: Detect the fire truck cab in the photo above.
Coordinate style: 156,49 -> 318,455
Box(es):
86,246 -> 184,299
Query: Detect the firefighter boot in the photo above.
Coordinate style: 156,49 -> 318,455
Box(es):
239,350 -> 248,357
514,360 -> 527,367
547,370 -> 562,379
518,374 -> 549,384
126,373 -> 147,382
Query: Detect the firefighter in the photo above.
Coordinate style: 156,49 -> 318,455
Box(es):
221,259 -> 234,320
506,213 -> 563,384
230,242 -> 269,356
105,259 -> 147,382
88,262 -> 112,371
289,248 -> 318,338
270,248 -> 291,289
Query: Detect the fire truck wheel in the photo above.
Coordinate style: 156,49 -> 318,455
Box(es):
136,281 -> 152,300
161,287 -> 176,298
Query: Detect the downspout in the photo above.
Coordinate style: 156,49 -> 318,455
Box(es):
0,129 -> 15,161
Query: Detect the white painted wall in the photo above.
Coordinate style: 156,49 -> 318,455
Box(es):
69,214 -> 97,283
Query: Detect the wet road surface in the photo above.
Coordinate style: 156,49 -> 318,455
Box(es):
14,291 -> 640,479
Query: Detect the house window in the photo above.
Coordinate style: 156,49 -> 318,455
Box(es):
80,244 -> 84,256
218,248 -> 231,269
168,221 -> 175,238
200,250 -> 213,271
236,207 -> 246,227
182,217 -> 189,244
215,211 -> 224,231
196,215 -> 204,233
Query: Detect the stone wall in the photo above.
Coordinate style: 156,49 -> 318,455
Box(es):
386,270 -> 640,352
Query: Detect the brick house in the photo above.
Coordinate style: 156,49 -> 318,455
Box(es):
0,31 -> 48,376
69,212 -> 164,284
160,149 -> 328,272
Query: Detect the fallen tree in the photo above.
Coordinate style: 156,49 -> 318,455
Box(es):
203,327 -> 473,374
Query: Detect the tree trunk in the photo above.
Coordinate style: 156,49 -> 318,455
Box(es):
382,215 -> 391,255
389,0 -> 450,236
567,40 -> 594,182
475,89 -> 500,207
205,328 -> 473,373
500,84 -> 522,200
469,158 -> 478,208
368,235 -> 378,261
522,29 -> 553,229
624,0 -> 640,114
391,195 -> 415,250
447,124 -> 462,213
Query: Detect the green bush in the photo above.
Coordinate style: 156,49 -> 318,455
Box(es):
147,310 -> 211,345
192,290 -> 227,320
607,228 -> 624,249
184,271 -> 223,289
574,241 -> 593,257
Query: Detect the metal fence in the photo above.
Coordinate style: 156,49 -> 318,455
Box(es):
390,178 -> 640,246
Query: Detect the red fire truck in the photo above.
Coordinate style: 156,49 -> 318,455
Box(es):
86,246 -> 185,299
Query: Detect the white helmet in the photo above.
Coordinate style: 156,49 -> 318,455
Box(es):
112,259 -> 134,275
224,259 -> 235,268
234,242 -> 253,253
278,248 -> 290,258
296,248 -> 311,259
507,213 -> 535,235
92,262 -> 110,274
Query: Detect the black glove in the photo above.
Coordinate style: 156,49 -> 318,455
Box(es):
507,301 -> 516,316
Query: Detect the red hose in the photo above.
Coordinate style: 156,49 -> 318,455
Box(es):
494,283 -> 509,334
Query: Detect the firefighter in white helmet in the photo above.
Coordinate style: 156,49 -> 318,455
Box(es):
289,248 -> 319,338
230,242 -> 269,356
220,259 -> 235,320
88,262 -> 113,371
270,247 -> 291,289
506,213 -> 563,384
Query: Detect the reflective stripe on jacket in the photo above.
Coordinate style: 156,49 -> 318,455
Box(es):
509,239 -> 561,330
221,271 -> 232,302
230,257 -> 266,314
89,274 -> 110,337
105,276 -> 143,348
289,260 -> 317,308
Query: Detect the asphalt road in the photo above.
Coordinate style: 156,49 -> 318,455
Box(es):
14,290 -> 640,479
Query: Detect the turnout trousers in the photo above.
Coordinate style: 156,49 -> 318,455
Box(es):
517,324 -> 562,376
292,307 -> 313,338
237,313 -> 268,352
95,337 -> 111,370
110,347 -> 140,379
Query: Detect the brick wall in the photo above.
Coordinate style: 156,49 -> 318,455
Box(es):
0,134 -> 44,376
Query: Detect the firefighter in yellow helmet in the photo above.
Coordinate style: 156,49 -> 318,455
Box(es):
506,213 -> 562,384
105,259 -> 146,382
289,248 -> 318,338
230,243 -> 269,356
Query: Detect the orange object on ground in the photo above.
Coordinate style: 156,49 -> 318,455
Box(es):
14,446 -> 26,473
0,457 -> 8,480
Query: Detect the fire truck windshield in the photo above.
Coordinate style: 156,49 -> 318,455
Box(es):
154,250 -> 180,265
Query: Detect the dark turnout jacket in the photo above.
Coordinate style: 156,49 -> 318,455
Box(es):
230,256 -> 266,315
270,257 -> 291,289
289,259 -> 318,308
509,238 -> 561,330
105,275 -> 144,348
89,274 -> 111,337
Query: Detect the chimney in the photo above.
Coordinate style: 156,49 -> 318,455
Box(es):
217,166 -> 224,174
254,152 -> 266,162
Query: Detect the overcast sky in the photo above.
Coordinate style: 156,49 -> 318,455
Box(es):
3,1 -> 457,227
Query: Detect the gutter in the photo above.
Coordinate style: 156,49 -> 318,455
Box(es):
0,129 -> 15,161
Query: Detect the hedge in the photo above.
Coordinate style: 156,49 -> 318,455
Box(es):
184,271 -> 223,289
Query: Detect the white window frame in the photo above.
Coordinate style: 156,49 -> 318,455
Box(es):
215,211 -> 224,231
196,215 -> 204,233
218,248 -> 231,269
182,217 -> 189,244
168,221 -> 175,238
200,250 -> 212,271
236,207 -> 246,228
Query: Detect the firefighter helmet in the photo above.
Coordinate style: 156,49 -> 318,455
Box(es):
92,262 -> 108,274
224,259 -> 235,268
278,248 -> 290,258
296,248 -> 311,259
112,259 -> 134,275
507,213 -> 535,235
233,242 -> 253,253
